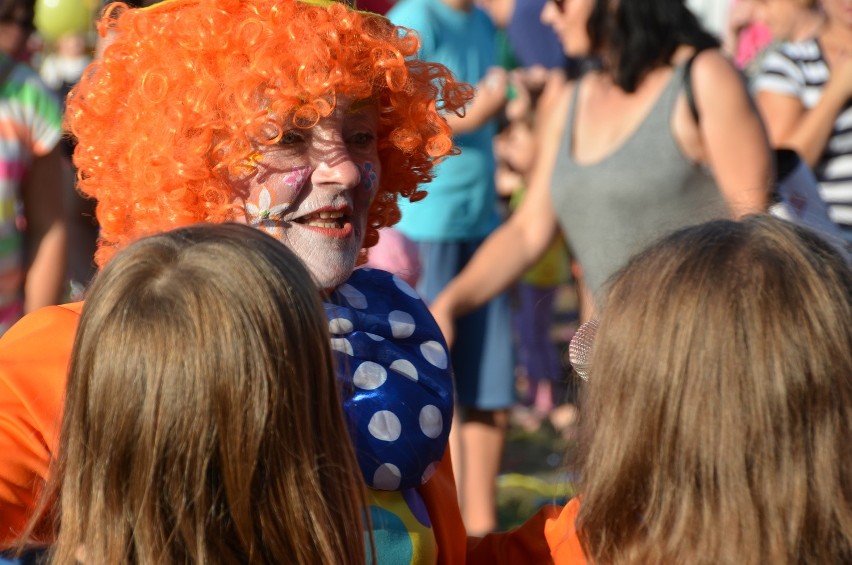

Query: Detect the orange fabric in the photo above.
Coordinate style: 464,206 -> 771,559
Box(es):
545,498 -> 587,564
417,448 -> 466,564
467,504 -> 563,564
0,303 -> 82,547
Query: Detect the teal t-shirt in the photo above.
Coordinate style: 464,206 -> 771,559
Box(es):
388,0 -> 500,242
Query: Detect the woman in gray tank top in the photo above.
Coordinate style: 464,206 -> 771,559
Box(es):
430,0 -> 771,345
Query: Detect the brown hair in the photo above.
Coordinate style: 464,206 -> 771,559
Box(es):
577,215 -> 852,564
31,223 -> 367,564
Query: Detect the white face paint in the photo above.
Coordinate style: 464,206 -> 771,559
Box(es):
232,98 -> 381,290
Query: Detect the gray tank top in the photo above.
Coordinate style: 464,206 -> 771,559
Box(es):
550,63 -> 728,300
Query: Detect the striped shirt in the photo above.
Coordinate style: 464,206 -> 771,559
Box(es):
0,54 -> 62,334
753,39 -> 852,243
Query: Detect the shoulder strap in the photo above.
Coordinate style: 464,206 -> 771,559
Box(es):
683,49 -> 702,125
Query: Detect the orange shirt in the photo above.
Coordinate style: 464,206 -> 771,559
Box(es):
0,303 -> 81,543
545,498 -> 587,564
465,499 -> 587,564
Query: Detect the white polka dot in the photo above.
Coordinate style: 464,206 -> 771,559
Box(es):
389,310 -> 416,339
330,338 -> 353,356
338,284 -> 368,309
389,359 -> 418,381
368,410 -> 402,441
366,333 -> 385,341
421,461 -> 438,485
393,275 -> 421,299
328,317 -> 353,335
420,340 -> 448,369
373,463 -> 402,490
353,362 -> 387,390
419,405 -> 442,438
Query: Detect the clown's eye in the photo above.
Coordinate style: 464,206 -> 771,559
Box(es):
279,130 -> 305,145
348,131 -> 376,146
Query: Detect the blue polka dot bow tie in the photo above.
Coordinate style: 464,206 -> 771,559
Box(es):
325,268 -> 454,491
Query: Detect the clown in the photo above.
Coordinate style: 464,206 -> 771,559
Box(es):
0,0 -> 503,561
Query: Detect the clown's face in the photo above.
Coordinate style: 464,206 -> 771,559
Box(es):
232,98 -> 381,290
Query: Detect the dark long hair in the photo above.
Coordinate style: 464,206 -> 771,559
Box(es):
587,0 -> 719,92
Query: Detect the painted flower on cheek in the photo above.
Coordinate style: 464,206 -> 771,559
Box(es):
242,165 -> 312,239
245,187 -> 290,239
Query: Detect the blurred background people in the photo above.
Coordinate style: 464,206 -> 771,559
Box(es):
547,215 -> 852,564
39,31 -> 98,299
430,0 -> 770,340
32,0 -> 100,299
388,0 -> 514,536
38,34 -> 90,98
723,0 -> 822,77
477,0 -> 578,433
752,0 -> 852,246
0,0 -> 67,334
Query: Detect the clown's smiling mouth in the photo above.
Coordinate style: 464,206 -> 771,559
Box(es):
295,210 -> 346,229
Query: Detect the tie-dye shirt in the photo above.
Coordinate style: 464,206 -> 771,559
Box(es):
0,55 -> 62,334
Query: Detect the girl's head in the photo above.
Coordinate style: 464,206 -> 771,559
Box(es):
577,215 -> 852,564
67,0 -> 471,286
46,223 -> 366,564
752,0 -> 821,41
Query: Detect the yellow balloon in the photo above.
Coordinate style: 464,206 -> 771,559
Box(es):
34,0 -> 95,42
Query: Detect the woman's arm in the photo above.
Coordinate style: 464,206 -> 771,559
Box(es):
756,53 -> 852,167
443,67 -> 509,135
691,49 -> 772,217
429,84 -> 572,345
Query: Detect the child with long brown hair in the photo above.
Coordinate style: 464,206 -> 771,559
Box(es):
27,223 -> 368,564
546,215 -> 852,564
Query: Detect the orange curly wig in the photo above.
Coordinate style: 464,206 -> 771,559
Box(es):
66,0 -> 472,266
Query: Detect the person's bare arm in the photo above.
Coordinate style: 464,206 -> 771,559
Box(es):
430,84 -> 572,345
692,50 -> 771,217
22,146 -> 67,312
756,54 -> 852,167
444,67 -> 508,135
